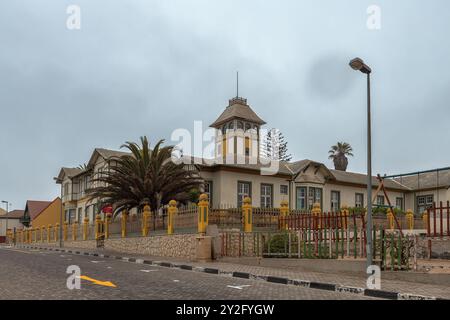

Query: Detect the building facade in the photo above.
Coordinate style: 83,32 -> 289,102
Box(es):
55,96 -> 450,220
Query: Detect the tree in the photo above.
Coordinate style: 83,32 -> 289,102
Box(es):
87,136 -> 204,218
261,128 -> 292,162
328,142 -> 354,171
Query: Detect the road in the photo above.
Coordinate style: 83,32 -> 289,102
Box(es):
0,246 -> 377,300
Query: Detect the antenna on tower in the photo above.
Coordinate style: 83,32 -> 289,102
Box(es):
236,71 -> 239,98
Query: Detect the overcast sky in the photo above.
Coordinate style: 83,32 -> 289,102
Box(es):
1,0 -> 449,210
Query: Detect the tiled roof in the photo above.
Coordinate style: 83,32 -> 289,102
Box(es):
329,169 -> 410,190
95,148 -> 130,159
393,169 -> 450,190
0,210 -> 24,219
25,200 -> 53,220
210,98 -> 266,128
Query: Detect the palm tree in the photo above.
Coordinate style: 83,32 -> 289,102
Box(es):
87,136 -> 204,220
328,142 -> 353,171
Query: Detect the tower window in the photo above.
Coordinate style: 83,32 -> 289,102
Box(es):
237,121 -> 244,130
245,123 -> 251,131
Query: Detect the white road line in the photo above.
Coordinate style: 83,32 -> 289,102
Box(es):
91,261 -> 104,263
140,269 -> 158,273
227,285 -> 251,290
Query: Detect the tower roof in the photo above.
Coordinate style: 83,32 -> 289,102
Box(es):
209,97 -> 266,128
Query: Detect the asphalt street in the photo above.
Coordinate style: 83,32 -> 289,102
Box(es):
0,246 -> 377,300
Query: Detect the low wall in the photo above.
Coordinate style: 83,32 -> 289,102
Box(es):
417,237 -> 450,259
24,233 -> 199,260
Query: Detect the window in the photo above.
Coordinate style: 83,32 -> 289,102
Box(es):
308,187 -> 322,210
280,185 -> 288,195
245,123 -> 251,131
64,183 -> 69,197
417,195 -> 433,214
395,197 -> 403,211
245,137 -> 250,156
377,195 -> 385,206
237,181 -> 251,207
355,193 -> 364,208
331,191 -> 340,212
237,121 -> 244,130
260,184 -> 273,208
296,187 -> 307,210
204,181 -> 213,205
77,208 -> 82,222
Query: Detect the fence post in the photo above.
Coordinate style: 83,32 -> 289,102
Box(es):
142,204 -> 150,237
422,210 -> 428,230
40,227 -> 44,243
198,193 -> 209,234
95,214 -> 102,240
63,221 -> 68,241
406,209 -> 414,230
55,223 -> 59,242
72,222 -> 77,241
168,200 -> 177,235
47,225 -> 51,243
121,210 -> 128,238
243,197 -> 253,233
83,217 -> 89,240
104,215 -> 110,239
387,209 -> 395,230
279,200 -> 289,231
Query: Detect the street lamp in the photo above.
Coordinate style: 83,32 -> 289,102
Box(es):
349,57 -> 373,268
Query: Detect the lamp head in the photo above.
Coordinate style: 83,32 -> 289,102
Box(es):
349,57 -> 372,74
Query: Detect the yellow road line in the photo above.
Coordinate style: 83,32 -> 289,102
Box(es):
79,275 -> 117,288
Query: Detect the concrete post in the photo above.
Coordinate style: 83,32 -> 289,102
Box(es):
95,214 -> 102,240
121,210 -> 128,238
83,217 -> 89,240
243,197 -> 253,233
279,200 -> 289,230
47,225 -> 51,243
72,222 -> 77,241
387,209 -> 395,230
198,194 -> 209,234
63,221 -> 68,241
168,200 -> 177,235
142,205 -> 150,237
406,209 -> 414,230
104,215 -> 110,239
55,223 -> 59,242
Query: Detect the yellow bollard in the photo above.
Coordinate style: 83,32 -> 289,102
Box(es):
63,221 -> 68,241
387,209 -> 395,230
198,193 -> 209,233
168,200 -> 177,235
83,217 -> 89,240
104,214 -> 110,239
34,228 -> 38,243
243,197 -> 253,233
121,210 -> 128,238
95,214 -> 102,240
279,200 -> 289,230
41,227 -> 44,243
72,222 -> 78,241
406,209 -> 414,230
55,223 -> 59,242
142,205 -> 151,237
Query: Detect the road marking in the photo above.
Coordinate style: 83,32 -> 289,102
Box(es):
140,269 -> 158,273
227,285 -> 251,290
78,275 -> 117,288
107,266 -> 112,269
91,260 -> 104,264
173,280 -> 180,282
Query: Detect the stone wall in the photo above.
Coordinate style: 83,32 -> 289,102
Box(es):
417,237 -> 450,259
22,233 -> 198,260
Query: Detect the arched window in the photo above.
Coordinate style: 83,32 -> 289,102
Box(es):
245,123 -> 251,131
221,125 -> 226,134
228,121 -> 234,130
237,121 -> 244,130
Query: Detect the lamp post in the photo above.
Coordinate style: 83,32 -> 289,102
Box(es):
1,200 -> 10,241
349,57 -> 373,268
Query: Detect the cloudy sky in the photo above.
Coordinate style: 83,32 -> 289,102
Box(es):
1,0 -> 449,210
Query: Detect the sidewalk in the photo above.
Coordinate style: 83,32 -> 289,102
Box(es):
18,244 -> 450,300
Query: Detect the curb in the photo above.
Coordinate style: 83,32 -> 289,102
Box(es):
18,245 -> 444,301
